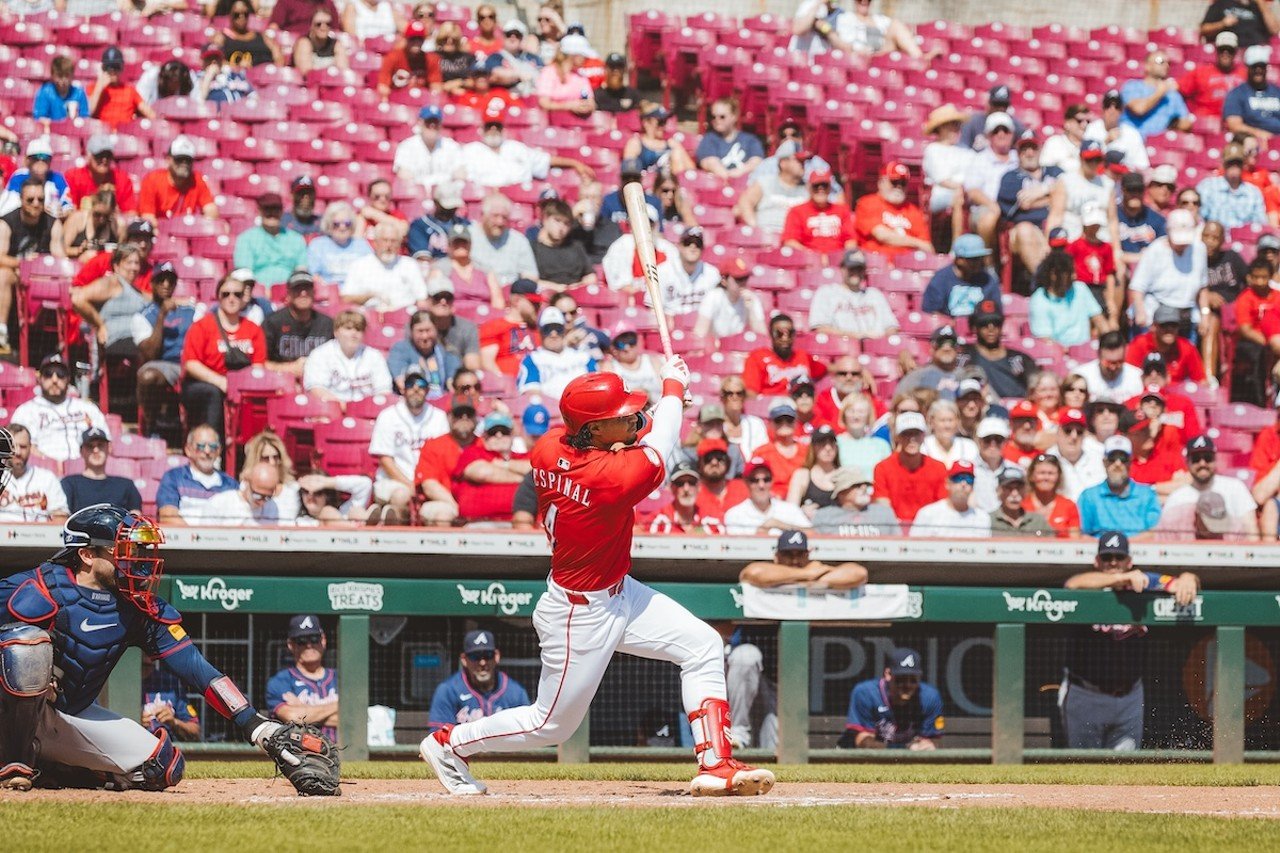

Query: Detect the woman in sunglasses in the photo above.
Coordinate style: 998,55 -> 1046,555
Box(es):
306,202 -> 373,287
62,187 -> 124,262
242,429 -> 300,519
428,22 -> 476,96
470,5 -> 502,54
292,10 -> 351,74
213,0 -> 283,68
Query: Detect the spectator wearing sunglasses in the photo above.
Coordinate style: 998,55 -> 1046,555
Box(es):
137,136 -> 218,224
157,424 -> 238,525
908,460 -> 991,538
180,274 -> 268,438
742,313 -> 828,397
307,201 -> 374,286
452,412 -> 532,522
0,136 -> 72,218
266,616 -> 339,743
854,161 -> 932,261
205,461 -> 291,526
723,457 -> 812,535
0,178 -> 64,353
12,355 -> 108,463
88,46 -> 156,129
64,134 -> 137,213
428,630 -> 530,732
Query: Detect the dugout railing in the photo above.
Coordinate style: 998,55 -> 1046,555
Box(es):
97,575 -> 1278,765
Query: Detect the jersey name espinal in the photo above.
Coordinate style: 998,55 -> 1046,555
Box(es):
532,467 -> 592,507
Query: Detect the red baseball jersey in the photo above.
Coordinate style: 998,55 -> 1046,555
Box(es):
531,427 -> 666,592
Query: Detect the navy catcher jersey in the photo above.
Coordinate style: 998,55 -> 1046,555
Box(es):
845,677 -> 945,746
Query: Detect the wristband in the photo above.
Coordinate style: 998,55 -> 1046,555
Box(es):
662,378 -> 685,398
1143,571 -> 1174,591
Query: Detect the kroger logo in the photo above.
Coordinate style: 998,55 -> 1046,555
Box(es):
457,582 -> 535,615
173,577 -> 255,612
1002,589 -> 1080,622
327,581 -> 385,612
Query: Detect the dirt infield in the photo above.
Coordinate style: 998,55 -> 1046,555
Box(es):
12,779 -> 1280,817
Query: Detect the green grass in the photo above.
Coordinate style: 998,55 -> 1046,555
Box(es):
8,803 -> 1278,852
187,759 -> 1280,787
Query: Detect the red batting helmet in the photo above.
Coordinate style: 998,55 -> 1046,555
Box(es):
560,373 -> 649,433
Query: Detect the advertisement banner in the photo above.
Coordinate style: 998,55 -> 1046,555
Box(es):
741,583 -> 920,621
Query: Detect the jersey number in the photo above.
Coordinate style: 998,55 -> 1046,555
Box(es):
544,504 -> 559,551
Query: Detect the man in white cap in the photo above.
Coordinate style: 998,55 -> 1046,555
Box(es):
963,111 -> 1018,248
872,411 -> 948,524
64,133 -> 137,212
909,460 -> 991,538
0,136 -> 72,218
1119,49 -> 1194,139
138,136 -> 217,223
1180,32 -> 1246,117
1224,44 -> 1280,140
1126,208 -> 1208,330
1076,435 -> 1162,537
971,416 -> 1019,513
515,306 -> 597,404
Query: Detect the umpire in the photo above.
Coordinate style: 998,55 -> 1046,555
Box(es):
1060,531 -> 1199,750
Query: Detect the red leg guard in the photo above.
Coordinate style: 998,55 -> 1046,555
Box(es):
688,697 -> 735,769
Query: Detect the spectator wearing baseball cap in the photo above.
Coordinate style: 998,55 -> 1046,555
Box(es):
1048,407 -> 1105,503
60,426 -> 143,514
736,139 -> 812,233
750,400 -> 807,500
962,110 -> 1019,250
1063,204 -> 1118,313
261,271 -> 334,377
920,234 -> 1001,319
1126,407 -> 1190,494
1029,248 -> 1109,348
723,456 -> 812,535
739,529 -> 869,588
692,256 -> 768,340
1125,209 -> 1207,333
595,53 -> 642,115
1046,138 -> 1119,245
134,261 -> 197,435
691,435 -> 747,517
1201,1 -> 1274,50
516,306 -> 597,404
1133,355 -> 1201,441
807,248 -> 899,339
996,130 -> 1062,275
1197,143 -> 1267,230
1159,434 -> 1260,540
872,411 -> 948,523
407,182 -> 470,261
779,166 -> 858,253
897,325 -> 966,400
1119,49 -> 1194,140
1225,45 -> 1280,140
452,411 -> 532,522
281,175 -> 320,238
137,136 -> 217,224
63,133 -> 137,213
1179,32 -> 1246,117
987,466 -> 1052,537
1076,435 -> 1162,537
377,18 -> 432,99
394,104 -> 464,193
909,459 -> 991,538
853,161 -> 933,261
959,84 -> 1026,150
999,400 -> 1041,468
1124,304 -> 1208,384
89,46 -> 155,129
427,628 -> 531,732
839,647 -> 943,750
957,301 -> 1036,399
643,460 -> 726,535
265,615 -> 339,741
231,192 -> 307,287
1116,171 -> 1166,269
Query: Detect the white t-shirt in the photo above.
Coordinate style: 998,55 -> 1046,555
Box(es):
392,134 -> 464,189
303,340 -> 394,402
11,395 -> 109,462
964,147 -> 1017,205
729,414 -> 770,458
0,465 -> 67,522
341,255 -> 427,311
922,435 -> 979,468
808,284 -> 898,337
369,400 -> 449,482
1059,171 -> 1115,240
663,261 -> 721,316
1083,119 -> 1150,170
1075,359 -> 1144,404
204,488 -> 293,526
1050,440 -> 1107,501
908,498 -> 992,538
459,139 -> 551,187
923,141 -> 975,212
698,288 -> 765,338
1039,133 -> 1081,177
1161,476 -> 1256,533
723,497 -> 813,535
517,347 -> 597,403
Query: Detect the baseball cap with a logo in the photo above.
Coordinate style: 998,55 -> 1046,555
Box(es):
289,614 -> 323,640
463,630 -> 496,655
1186,434 -> 1216,455
1096,531 -> 1130,557
984,111 -> 1014,134
895,411 -> 927,436
775,530 -> 809,552
890,648 -> 924,677
1103,435 -> 1133,458
1058,407 -> 1087,427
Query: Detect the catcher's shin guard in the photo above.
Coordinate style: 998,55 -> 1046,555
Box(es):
687,698 -> 774,797
0,623 -> 53,774
138,728 -> 186,791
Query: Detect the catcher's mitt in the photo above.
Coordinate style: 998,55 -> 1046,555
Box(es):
263,722 -> 341,796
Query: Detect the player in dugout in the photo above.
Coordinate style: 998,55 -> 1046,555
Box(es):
837,647 -> 945,750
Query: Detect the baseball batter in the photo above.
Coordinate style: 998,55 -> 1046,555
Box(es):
0,502 -> 338,794
421,361 -> 775,797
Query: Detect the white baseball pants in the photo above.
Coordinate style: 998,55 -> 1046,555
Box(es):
36,702 -> 161,774
450,575 -> 726,758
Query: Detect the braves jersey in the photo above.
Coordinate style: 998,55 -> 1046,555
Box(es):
0,464 -> 69,522
0,561 -> 204,715
427,669 -> 531,729
845,677 -> 944,746
302,340 -> 394,402
11,394 -> 110,462
143,667 -> 199,735
369,400 -> 449,482
266,666 -> 338,742
516,348 -> 597,404
531,427 -> 666,591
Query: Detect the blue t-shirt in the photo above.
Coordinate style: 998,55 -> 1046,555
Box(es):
694,130 -> 765,171
997,165 -> 1063,225
1222,81 -> 1280,135
1120,79 -> 1190,138
601,189 -> 662,225
1116,204 -> 1166,255
428,669 -> 531,730
140,301 -> 197,363
1077,480 -> 1162,537
845,677 -> 944,746
143,668 -> 199,737
32,81 -> 90,122
62,474 -> 143,514
920,265 -> 1002,317
266,666 -> 338,742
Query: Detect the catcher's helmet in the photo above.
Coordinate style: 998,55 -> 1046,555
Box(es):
559,372 -> 649,434
0,426 -> 13,496
58,503 -> 166,617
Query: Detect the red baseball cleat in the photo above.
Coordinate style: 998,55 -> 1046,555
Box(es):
690,759 -> 775,797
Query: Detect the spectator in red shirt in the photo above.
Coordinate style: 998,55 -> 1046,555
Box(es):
753,400 -> 807,499
742,313 -> 828,397
480,277 -> 541,375
694,438 -> 749,519
1024,452 -> 1080,537
1065,207 -> 1117,298
414,400 -> 478,525
1126,409 -> 1189,495
1233,255 -> 1279,404
138,137 -> 218,224
1131,354 -> 1202,439
179,273 -> 267,440
872,411 -> 948,522
64,134 -> 136,213
1004,400 -> 1041,467
1180,32 -> 1247,117
378,19 -> 432,100
643,460 -> 725,535
1249,393 -> 1280,480
813,355 -> 881,428
452,412 -> 532,521
1125,304 -> 1208,383
854,161 -> 933,261
780,169 -> 857,254
88,47 -> 155,129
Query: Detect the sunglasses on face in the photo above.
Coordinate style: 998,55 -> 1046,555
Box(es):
30,155 -> 52,163
950,474 -> 976,485
772,328 -> 795,338
194,441 -> 220,452
466,651 -> 495,662
674,479 -> 699,489
334,220 -> 354,229
260,451 -> 282,462
430,293 -> 455,304
92,151 -> 114,162
721,390 -> 745,398
1061,426 -> 1085,436
40,368 -> 68,379
478,12 -> 496,19
1105,454 -> 1130,465
293,634 -> 323,646
406,378 -> 431,390
1188,452 -> 1215,464
313,18 -> 331,27
22,196 -> 43,205
453,383 -> 479,393
1065,385 -> 1087,393
834,370 -> 858,376
487,427 -> 512,437
219,290 -> 246,299
1180,198 -> 1201,207
748,476 -> 773,484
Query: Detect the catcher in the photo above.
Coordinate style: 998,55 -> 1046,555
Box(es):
0,502 -> 340,795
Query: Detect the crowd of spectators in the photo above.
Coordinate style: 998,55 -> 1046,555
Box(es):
3,4 -> 1280,540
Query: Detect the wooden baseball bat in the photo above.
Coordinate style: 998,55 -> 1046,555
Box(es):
622,180 -> 675,360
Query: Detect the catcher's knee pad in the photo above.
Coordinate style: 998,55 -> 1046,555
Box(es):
0,622 -> 53,698
138,729 -> 185,791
